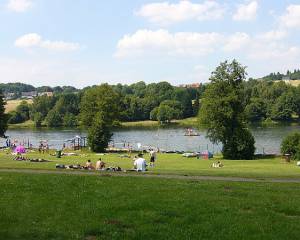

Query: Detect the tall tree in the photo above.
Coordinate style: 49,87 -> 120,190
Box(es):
199,60 -> 255,159
80,84 -> 120,126
0,90 -> 8,137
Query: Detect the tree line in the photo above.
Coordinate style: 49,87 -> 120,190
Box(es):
6,77 -> 300,127
7,81 -> 202,127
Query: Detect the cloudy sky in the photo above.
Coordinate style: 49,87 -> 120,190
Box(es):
0,0 -> 300,88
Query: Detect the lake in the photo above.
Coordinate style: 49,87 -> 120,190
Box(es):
2,124 -> 300,154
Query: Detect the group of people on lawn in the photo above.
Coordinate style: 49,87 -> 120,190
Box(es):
84,149 -> 157,172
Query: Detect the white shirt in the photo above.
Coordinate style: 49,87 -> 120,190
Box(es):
134,158 -> 147,171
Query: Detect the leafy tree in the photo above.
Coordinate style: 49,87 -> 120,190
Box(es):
88,113 -> 112,152
31,95 -> 57,119
245,98 -> 267,121
157,105 -> 174,123
173,88 -> 193,118
33,112 -> 43,127
150,107 -> 158,120
7,111 -> 25,124
16,100 -> 30,121
0,91 -> 8,137
270,91 -> 297,121
281,132 -> 300,160
63,113 -> 78,127
80,84 -> 120,126
199,60 -> 255,159
55,93 -> 80,115
45,109 -> 63,127
193,92 -> 200,116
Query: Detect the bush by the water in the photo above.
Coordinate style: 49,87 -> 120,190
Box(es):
281,132 -> 300,160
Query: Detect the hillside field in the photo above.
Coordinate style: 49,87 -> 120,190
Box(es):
4,99 -> 32,113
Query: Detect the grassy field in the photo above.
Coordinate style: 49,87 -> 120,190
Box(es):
1,172 -> 300,239
1,150 -> 300,179
121,117 -> 198,128
4,99 -> 33,113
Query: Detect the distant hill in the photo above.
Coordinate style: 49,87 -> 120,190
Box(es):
0,83 -> 79,99
261,69 -> 300,81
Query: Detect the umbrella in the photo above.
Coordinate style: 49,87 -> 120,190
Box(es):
15,145 -> 26,154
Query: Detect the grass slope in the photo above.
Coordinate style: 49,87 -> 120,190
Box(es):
1,151 -> 300,179
4,99 -> 33,113
1,172 -> 300,240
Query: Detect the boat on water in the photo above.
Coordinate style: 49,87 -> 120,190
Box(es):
184,128 -> 200,136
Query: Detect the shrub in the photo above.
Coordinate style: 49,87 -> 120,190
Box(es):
281,132 -> 300,160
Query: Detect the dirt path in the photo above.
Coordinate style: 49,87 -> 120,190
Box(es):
1,168 -> 300,183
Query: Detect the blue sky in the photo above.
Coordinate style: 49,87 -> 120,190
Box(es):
0,0 -> 300,88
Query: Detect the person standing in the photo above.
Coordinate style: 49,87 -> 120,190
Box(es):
149,149 -> 157,167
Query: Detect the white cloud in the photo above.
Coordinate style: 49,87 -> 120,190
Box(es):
14,33 -> 41,48
248,42 -> 300,60
7,0 -> 33,12
15,33 -> 80,52
115,29 -> 222,58
233,1 -> 258,21
280,4 -> 300,28
223,32 -> 250,51
136,0 -> 225,26
257,30 -> 287,41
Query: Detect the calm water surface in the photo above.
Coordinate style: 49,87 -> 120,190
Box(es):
2,124 -> 300,154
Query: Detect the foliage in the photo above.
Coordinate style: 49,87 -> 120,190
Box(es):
7,111 -> 25,124
199,60 -> 255,159
63,113 -> 78,127
80,84 -> 120,126
281,132 -> 300,160
33,112 -> 43,127
88,113 -> 112,152
0,91 -> 8,137
245,98 -> 267,121
45,109 -> 63,127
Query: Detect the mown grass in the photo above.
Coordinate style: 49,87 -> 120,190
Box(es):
1,150 -> 300,179
121,117 -> 198,128
0,172 -> 300,239
8,120 -> 38,129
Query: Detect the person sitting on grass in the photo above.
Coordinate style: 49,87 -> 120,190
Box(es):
212,161 -> 223,168
96,158 -> 106,170
85,160 -> 94,170
134,153 -> 148,172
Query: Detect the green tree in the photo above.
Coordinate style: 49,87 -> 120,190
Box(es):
88,113 -> 112,152
281,132 -> 300,160
199,60 -> 255,159
63,113 -> 78,127
16,100 -> 30,121
7,111 -> 25,124
270,91 -> 296,121
33,112 -> 43,127
245,98 -> 267,121
45,109 -> 62,127
0,91 -> 8,137
80,84 -> 120,126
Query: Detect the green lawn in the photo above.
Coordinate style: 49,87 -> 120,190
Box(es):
1,150 -> 300,179
0,172 -> 300,239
